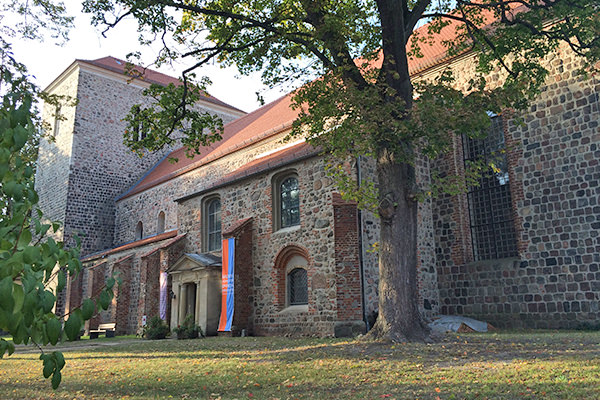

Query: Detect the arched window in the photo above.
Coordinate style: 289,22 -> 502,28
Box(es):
157,211 -> 165,234
274,247 -> 310,309
288,268 -> 308,305
203,196 -> 221,252
135,221 -> 143,241
273,172 -> 300,231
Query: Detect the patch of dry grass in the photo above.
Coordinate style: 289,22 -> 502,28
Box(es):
1,331 -> 599,399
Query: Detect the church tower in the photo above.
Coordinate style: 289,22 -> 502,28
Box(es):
35,57 -> 245,311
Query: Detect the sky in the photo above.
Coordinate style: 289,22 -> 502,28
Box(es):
7,2 -> 285,113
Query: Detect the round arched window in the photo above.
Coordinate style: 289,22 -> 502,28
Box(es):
280,176 -> 300,228
288,267 -> 308,305
157,211 -> 165,234
206,198 -> 221,251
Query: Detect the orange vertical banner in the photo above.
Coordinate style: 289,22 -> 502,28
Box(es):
218,238 -> 235,331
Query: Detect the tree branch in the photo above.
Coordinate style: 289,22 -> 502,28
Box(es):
300,0 -> 368,88
405,0 -> 432,37
99,9 -> 134,37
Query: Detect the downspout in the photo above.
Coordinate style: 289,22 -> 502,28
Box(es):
356,156 -> 370,331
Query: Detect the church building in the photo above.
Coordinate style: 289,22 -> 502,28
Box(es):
36,27 -> 599,336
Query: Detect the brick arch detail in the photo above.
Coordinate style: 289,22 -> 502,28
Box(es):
273,244 -> 310,310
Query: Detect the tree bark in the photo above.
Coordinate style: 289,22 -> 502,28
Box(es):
368,149 -> 430,342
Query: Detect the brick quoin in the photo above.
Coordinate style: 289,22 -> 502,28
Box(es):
86,263 -> 107,332
113,256 -> 133,335
65,270 -> 83,317
142,253 -> 161,321
332,193 -> 363,322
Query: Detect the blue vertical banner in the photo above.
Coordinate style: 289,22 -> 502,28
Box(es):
218,238 -> 235,332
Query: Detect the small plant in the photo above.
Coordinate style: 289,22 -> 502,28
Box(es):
144,316 -> 170,340
173,315 -> 203,340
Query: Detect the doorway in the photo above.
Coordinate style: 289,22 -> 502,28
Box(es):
183,282 -> 197,320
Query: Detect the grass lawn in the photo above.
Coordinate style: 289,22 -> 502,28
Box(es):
1,331 -> 599,399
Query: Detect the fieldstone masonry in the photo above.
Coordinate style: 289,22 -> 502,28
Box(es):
38,44 -> 600,337
37,59 -> 243,257
430,44 -> 600,328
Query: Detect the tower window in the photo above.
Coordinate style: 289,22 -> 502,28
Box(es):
53,116 -> 60,137
135,221 -> 143,241
157,211 -> 165,234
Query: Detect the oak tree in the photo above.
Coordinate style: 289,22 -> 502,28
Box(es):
84,0 -> 599,341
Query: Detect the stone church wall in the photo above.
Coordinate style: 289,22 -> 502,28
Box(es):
428,43 -> 600,328
37,64 -> 243,258
35,70 -> 79,243
114,131 -> 295,244
178,156 -> 347,336
78,233 -> 185,335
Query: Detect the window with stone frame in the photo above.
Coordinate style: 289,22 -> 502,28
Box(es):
288,267 -> 308,305
273,172 -> 300,230
135,221 -> 143,241
463,115 -> 518,260
157,211 -> 165,234
203,196 -> 221,252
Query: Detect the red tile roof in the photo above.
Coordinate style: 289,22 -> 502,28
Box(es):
81,230 -> 180,262
118,93 -> 299,200
78,56 -> 244,113
176,140 -> 319,202
407,5 -> 527,75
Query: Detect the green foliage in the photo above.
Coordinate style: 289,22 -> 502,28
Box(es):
143,316 -> 170,340
122,80 -> 224,158
83,0 -> 600,339
0,46 -> 117,389
173,314 -> 203,340
0,0 -> 74,44
83,0 -> 600,201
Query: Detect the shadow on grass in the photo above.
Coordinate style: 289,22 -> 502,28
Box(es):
3,370 -> 600,400
7,331 -> 600,369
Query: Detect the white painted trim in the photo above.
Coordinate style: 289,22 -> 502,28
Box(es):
44,62 -> 80,94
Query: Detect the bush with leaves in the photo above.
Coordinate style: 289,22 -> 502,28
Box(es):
0,48 -> 117,389
143,316 -> 170,340
173,314 -> 202,340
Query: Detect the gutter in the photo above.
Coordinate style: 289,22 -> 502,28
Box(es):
356,155 -> 370,332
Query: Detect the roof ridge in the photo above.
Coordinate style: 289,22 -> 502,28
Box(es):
77,56 -> 245,113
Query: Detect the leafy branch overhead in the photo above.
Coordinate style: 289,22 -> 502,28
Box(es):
123,80 -> 224,157
84,0 -> 599,160
84,0 -> 599,342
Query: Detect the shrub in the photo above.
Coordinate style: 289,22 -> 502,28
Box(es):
144,316 -> 170,340
173,315 -> 203,339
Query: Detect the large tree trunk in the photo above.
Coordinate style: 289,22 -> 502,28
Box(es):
368,150 -> 430,342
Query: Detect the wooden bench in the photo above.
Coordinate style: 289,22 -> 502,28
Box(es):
89,323 -> 116,339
